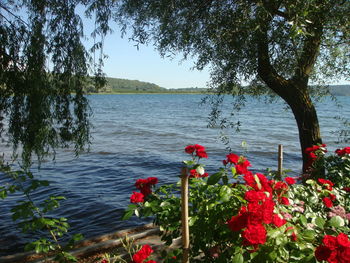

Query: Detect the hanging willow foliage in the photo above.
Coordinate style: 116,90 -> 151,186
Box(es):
0,0 -> 114,167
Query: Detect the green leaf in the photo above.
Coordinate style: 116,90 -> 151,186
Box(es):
189,216 -> 197,226
231,167 -> 236,176
328,216 -> 345,227
219,185 -> 232,202
314,217 -> 325,229
0,189 -> 7,199
183,160 -> 195,166
121,209 -> 134,220
232,253 -> 244,263
207,172 -> 222,185
302,230 -> 315,242
299,215 -> 307,226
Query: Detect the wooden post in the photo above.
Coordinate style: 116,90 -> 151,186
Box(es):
181,167 -> 189,263
278,144 -> 283,180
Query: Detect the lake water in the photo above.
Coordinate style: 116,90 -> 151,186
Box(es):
1,94 -> 349,256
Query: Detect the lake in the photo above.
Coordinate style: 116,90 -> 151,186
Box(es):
1,94 -> 349,256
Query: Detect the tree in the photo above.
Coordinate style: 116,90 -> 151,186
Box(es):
0,0 -> 111,166
115,0 -> 350,172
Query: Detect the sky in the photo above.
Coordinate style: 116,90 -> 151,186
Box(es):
93,26 -> 211,89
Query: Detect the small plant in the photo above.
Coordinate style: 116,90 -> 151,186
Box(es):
97,237 -> 158,263
0,158 -> 82,262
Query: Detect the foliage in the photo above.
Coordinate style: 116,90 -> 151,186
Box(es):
0,0 -> 114,166
0,158 -> 82,262
123,144 -> 350,262
305,145 -> 350,189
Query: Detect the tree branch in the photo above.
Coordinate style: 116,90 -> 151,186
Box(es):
292,23 -> 323,85
256,18 -> 289,97
0,3 -> 29,27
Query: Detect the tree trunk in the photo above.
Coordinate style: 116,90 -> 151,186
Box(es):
281,84 -> 322,173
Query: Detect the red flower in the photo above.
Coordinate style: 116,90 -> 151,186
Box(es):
335,147 -> 350,156
140,186 -> 152,196
185,145 -> 196,154
135,179 -> 149,189
189,169 -> 199,178
285,177 -> 296,185
132,244 -> 154,263
305,145 -> 320,154
316,234 -> 350,263
244,190 -> 267,203
273,181 -> 288,191
323,197 -> 333,208
337,233 -> 350,248
101,259 -> 108,263
226,153 -> 239,164
242,224 -> 266,245
196,148 -> 208,158
339,247 -> 350,263
315,245 -> 332,262
194,144 -> 205,151
147,177 -> 158,185
130,192 -> 144,203
323,235 -> 338,250
135,177 -> 158,197
318,178 -> 334,190
280,196 -> 290,205
329,193 -> 336,201
201,172 -> 209,178
227,213 -> 248,232
291,232 -> 298,242
184,144 -> 208,158
272,214 -> 286,227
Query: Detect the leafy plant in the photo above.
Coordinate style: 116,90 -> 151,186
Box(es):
0,158 -> 82,262
123,144 -> 350,262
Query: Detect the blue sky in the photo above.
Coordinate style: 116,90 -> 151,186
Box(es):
101,32 -> 211,89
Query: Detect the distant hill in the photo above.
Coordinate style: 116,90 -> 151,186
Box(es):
87,76 -> 207,93
87,76 -> 349,95
105,77 -> 167,93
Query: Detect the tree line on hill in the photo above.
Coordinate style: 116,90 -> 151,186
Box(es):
86,77 -> 350,96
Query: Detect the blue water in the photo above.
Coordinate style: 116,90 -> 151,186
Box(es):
0,94 -> 349,256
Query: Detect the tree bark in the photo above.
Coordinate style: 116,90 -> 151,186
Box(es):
281,83 -> 322,173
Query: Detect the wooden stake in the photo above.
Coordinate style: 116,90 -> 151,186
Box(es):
278,144 -> 283,180
181,167 -> 189,263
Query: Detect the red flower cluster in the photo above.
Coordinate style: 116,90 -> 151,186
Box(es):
185,144 -> 208,158
130,177 -> 159,203
318,178 -> 334,191
315,233 -> 350,263
305,144 -> 327,169
130,191 -> 145,203
132,244 -> 157,263
189,169 -> 208,178
135,177 -> 159,196
335,147 -> 350,156
285,177 -> 296,185
317,179 -> 336,208
228,171 -> 291,249
223,153 -> 251,175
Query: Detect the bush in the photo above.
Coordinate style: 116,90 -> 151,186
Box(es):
123,144 -> 350,262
